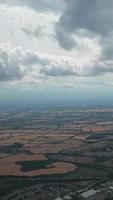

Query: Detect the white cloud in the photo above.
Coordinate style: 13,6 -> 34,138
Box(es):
0,41 -> 110,83
0,44 -> 26,81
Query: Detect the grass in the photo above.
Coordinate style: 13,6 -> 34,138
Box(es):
66,166 -> 108,179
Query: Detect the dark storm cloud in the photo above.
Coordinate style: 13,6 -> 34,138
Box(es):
55,25 -> 75,50
56,0 -> 113,49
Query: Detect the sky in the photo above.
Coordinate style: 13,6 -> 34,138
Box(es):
0,0 -> 113,107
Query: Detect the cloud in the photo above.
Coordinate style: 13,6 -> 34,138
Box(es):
0,44 -> 26,81
21,25 -> 47,39
0,42 -> 113,83
40,64 -> 76,76
61,82 -> 77,89
55,0 -> 113,50
0,43 -> 47,81
55,25 -> 76,50
94,60 -> 113,75
101,32 -> 113,60
0,0 -> 65,13
21,25 -> 45,39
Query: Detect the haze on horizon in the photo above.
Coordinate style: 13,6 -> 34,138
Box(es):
0,0 -> 113,107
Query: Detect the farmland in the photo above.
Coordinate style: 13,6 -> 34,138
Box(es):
0,106 -> 113,197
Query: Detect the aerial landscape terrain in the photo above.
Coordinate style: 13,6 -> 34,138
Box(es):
0,106 -> 113,200
1,0 -> 113,199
